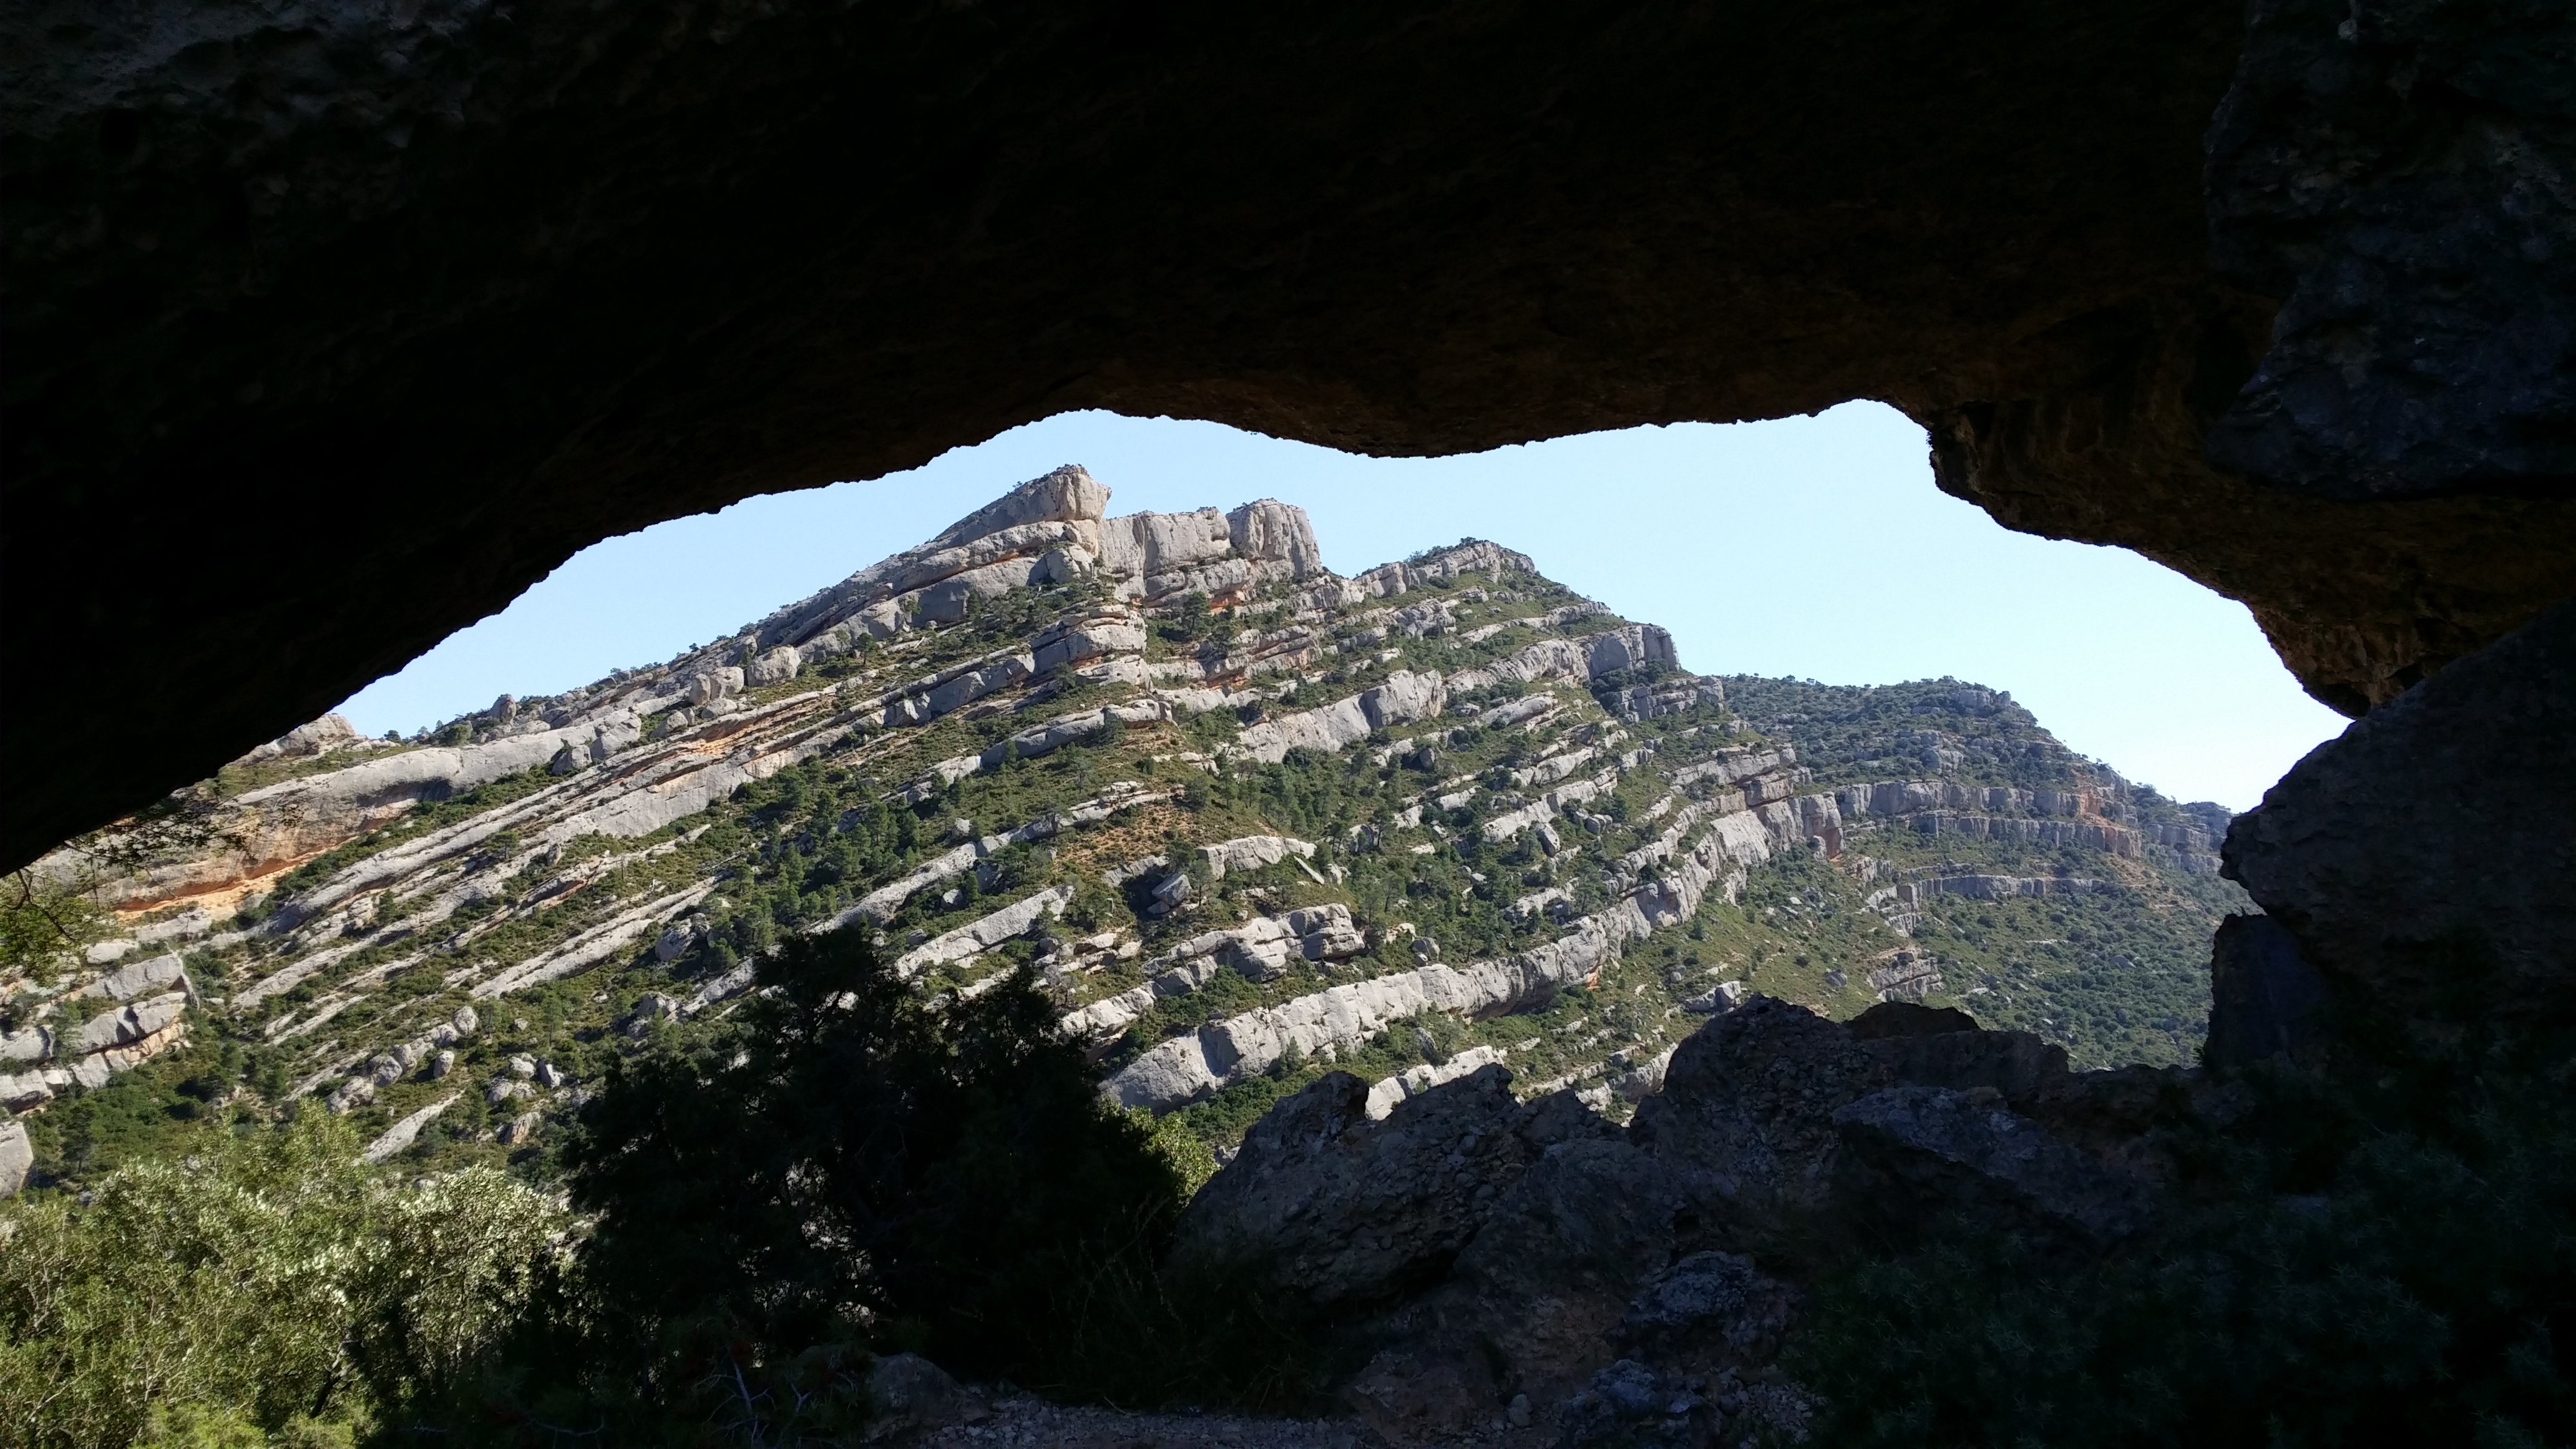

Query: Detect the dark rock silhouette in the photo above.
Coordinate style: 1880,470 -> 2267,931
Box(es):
7,1 -> 2572,865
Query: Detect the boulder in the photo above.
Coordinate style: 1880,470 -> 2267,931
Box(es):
2204,913 -> 2326,1069
1287,902 -> 1367,961
79,952 -> 188,1002
2224,600 -> 2576,1031
1611,1251 -> 1800,1371
1626,997 -> 1885,1258
1554,1360 -> 1717,1449
1448,1138 -> 1681,1397
79,991 -> 187,1052
1340,1134 -> 1683,1445
863,1353 -> 978,1442
0,1120 -> 31,1199
1166,1066 -> 1536,1319
1629,996 -> 2076,1262
1197,834 -> 1315,881
622,992 -> 683,1036
1220,929 -> 1298,983
743,645 -> 802,686
1847,1000 -> 1978,1039
1518,1086 -> 1622,1148
1359,670 -> 1448,731
0,1075 -> 52,1113
1679,981 -> 1745,1015
1830,1085 -> 2147,1251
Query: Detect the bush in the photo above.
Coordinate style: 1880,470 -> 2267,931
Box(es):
479,926 -> 1322,1435
0,871 -> 107,984
0,1115 -> 562,1449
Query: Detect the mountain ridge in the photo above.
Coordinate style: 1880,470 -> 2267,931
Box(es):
5,464 -> 2243,1191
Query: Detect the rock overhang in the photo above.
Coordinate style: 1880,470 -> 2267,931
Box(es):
6,0 -> 2572,867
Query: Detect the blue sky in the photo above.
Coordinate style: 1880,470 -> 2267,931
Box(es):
337,403 -> 2347,811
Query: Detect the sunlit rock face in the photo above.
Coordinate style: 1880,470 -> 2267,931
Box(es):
14,464 -> 2241,1196
4,0 -> 2570,864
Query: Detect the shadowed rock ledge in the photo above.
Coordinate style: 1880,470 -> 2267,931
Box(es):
5,0 -> 2572,866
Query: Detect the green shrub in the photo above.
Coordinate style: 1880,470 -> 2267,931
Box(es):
0,871 -> 107,984
461,926 -> 1323,1435
0,1115 -> 562,1449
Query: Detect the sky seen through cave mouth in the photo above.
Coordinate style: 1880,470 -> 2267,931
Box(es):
337,402 -> 2346,813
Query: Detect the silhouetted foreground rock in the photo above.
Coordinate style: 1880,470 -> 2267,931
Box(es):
1156,597 -> 2576,1443
2225,600 -> 2576,1035
1173,996 -> 2206,1445
10,0 -> 2573,866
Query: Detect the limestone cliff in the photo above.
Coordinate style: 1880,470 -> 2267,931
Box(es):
6,466 -> 2237,1188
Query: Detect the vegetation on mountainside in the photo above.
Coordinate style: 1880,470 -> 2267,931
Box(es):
490,927 -> 1313,1432
1721,675 -> 2245,1068
12,580 -> 2238,1196
1,871 -> 109,984
2,510 -> 2280,1442
4,930 -> 1319,1449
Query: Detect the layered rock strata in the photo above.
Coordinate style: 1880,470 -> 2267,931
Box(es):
5,468 -> 2237,1196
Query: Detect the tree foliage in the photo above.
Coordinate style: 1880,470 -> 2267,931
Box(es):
0,1115 -> 562,1449
440,925 -> 1321,1439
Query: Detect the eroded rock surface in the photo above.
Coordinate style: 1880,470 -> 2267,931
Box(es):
1168,1066 -> 1545,1319
11,0 -> 2573,864
1186,998 -> 2205,1444
2224,600 -> 2576,1028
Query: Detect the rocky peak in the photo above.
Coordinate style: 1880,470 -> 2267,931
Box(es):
12,464 -> 2239,1217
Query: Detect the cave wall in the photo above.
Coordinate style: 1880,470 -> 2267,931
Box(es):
5,0 -> 2570,869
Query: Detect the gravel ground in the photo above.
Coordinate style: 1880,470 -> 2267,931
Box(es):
915,1392 -> 1389,1448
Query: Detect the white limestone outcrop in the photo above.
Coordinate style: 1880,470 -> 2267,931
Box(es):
1364,1045 -> 1510,1119
829,784 -> 1168,926
1198,836 -> 1318,881
361,1092 -> 461,1164
471,882 -> 717,998
1105,791 -> 1778,1111
894,886 -> 1076,980
1231,671 -> 1448,764
0,1121 -> 30,1199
